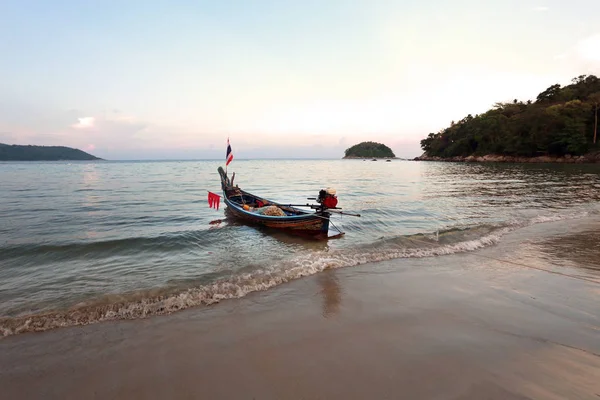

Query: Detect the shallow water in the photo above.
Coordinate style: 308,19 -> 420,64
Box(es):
1,160 -> 599,335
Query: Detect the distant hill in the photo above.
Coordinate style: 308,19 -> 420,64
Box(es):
0,144 -> 102,161
343,141 -> 396,158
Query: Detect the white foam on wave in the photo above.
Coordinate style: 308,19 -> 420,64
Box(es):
529,214 -> 575,224
0,208 -> 594,337
0,227 -> 509,337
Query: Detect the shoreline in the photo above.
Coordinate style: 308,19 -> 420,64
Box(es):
1,221 -> 599,399
414,153 -> 600,164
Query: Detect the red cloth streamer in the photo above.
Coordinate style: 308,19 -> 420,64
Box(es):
208,192 -> 221,210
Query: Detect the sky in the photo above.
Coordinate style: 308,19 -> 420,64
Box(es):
1,0 -> 600,160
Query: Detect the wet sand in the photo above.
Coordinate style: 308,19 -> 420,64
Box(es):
1,225 -> 600,400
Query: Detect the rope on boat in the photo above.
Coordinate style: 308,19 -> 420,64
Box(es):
328,218 -> 343,235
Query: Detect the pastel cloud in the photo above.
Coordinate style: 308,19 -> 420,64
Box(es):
532,6 -> 549,11
577,34 -> 600,62
0,110 -> 151,158
72,117 -> 95,129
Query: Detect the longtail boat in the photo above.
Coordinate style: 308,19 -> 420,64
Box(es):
218,167 -> 358,238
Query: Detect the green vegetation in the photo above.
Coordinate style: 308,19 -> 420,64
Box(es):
344,141 -> 396,158
0,144 -> 101,161
420,75 -> 600,158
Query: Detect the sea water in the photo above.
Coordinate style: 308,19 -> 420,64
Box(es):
1,159 -> 599,335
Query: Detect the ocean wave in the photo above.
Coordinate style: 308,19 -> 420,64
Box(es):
0,225 -> 508,337
0,229 -> 218,261
0,209 -> 593,337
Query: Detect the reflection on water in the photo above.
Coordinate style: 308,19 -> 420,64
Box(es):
420,163 -> 600,226
318,271 -> 341,318
0,159 -> 599,322
534,229 -> 600,274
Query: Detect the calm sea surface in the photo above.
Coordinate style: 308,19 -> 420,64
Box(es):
1,160 -> 600,335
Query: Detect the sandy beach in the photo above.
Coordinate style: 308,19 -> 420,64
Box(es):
2,220 -> 599,400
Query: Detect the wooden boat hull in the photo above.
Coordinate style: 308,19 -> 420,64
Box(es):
223,198 -> 328,233
218,167 -> 331,235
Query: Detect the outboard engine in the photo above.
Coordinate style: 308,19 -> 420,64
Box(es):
317,188 -> 338,209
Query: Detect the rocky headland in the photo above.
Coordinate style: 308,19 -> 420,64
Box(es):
414,152 -> 600,164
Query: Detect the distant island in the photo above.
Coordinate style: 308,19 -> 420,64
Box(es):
343,141 -> 396,159
0,144 -> 102,161
416,74 -> 600,164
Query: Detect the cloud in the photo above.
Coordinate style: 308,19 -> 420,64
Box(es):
548,33 -> 600,75
576,33 -> 600,62
72,117 -> 95,129
532,6 -> 549,11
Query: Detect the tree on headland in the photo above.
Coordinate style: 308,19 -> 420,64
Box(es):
420,75 -> 600,158
590,92 -> 600,145
536,84 -> 562,103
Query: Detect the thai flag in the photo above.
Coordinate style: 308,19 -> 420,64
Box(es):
226,138 -> 234,166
